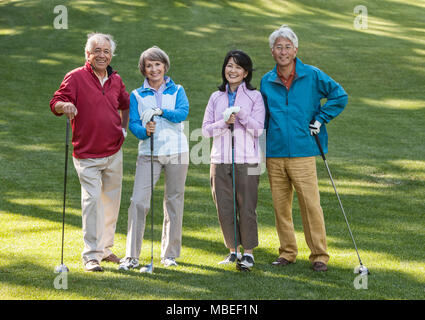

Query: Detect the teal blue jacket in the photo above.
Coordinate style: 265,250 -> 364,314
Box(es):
260,58 -> 348,157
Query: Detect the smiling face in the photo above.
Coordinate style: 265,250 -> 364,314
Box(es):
271,37 -> 297,68
144,59 -> 166,84
87,38 -> 112,75
225,57 -> 248,90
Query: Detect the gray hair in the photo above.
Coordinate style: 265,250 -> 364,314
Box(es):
269,25 -> 298,49
84,33 -> 116,59
138,46 -> 170,76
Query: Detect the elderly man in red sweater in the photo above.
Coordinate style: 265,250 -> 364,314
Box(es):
50,33 -> 130,272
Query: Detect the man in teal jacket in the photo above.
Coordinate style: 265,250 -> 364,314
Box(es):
261,25 -> 348,272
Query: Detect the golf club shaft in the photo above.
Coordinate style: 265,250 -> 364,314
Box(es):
61,118 -> 70,266
230,123 -> 237,254
150,119 -> 154,265
314,134 -> 363,266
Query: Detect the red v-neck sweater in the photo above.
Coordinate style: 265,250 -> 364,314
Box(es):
50,62 -> 129,159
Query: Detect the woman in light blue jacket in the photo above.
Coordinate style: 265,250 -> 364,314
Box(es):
119,46 -> 189,271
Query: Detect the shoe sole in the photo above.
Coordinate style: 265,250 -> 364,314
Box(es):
162,263 -> 178,267
118,265 -> 139,271
85,267 -> 103,272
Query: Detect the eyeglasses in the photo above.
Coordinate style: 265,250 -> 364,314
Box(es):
273,45 -> 294,52
91,48 -> 112,56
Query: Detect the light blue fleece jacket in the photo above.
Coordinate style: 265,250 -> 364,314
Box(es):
129,77 -> 189,156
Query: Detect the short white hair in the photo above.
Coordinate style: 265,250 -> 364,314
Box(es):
269,25 -> 298,49
84,33 -> 116,59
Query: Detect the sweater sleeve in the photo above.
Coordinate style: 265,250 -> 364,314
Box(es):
260,78 -> 270,130
314,69 -> 348,124
202,93 -> 228,138
236,91 -> 265,138
161,86 -> 189,123
128,92 -> 149,140
117,76 -> 130,111
49,72 -> 77,116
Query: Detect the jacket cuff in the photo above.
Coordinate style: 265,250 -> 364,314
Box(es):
237,107 -> 249,126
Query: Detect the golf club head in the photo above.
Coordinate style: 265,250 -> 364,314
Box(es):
140,263 -> 153,274
55,264 -> 69,273
354,265 -> 370,275
236,262 -> 251,272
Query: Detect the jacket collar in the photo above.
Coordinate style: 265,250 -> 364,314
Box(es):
85,61 -> 115,77
269,57 -> 306,84
218,81 -> 247,97
141,76 -> 174,92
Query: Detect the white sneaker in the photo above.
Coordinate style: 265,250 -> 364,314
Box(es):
218,253 -> 242,265
239,255 -> 255,269
161,257 -> 178,267
118,257 -> 139,271
85,260 -> 103,272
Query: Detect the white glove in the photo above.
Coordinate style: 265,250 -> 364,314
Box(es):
122,128 -> 127,138
309,120 -> 322,136
222,106 -> 241,122
141,108 -> 163,127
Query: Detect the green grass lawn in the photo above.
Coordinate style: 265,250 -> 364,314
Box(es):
0,0 -> 424,300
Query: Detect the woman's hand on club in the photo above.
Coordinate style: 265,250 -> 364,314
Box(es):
146,121 -> 156,136
225,113 -> 236,125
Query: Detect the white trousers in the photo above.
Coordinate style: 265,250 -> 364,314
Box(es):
125,152 -> 188,259
73,149 -> 123,263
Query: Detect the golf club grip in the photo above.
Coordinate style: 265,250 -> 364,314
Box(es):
150,116 -> 154,151
230,123 -> 234,148
314,134 -> 326,161
65,118 -> 70,146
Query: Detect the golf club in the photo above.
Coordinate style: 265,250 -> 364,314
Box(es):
55,117 -> 70,274
314,134 -> 369,275
228,123 -> 249,272
140,117 -> 155,274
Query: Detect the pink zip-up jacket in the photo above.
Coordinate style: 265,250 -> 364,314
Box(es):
202,82 -> 265,164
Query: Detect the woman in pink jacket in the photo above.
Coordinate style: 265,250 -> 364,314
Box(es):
202,50 -> 265,270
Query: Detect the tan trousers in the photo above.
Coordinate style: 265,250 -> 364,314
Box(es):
266,156 -> 329,264
125,153 -> 188,259
210,163 -> 260,250
73,149 -> 123,263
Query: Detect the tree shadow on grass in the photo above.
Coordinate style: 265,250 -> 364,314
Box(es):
0,253 -> 424,300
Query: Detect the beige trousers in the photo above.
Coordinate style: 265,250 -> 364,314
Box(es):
125,153 -> 188,259
73,149 -> 122,263
266,156 -> 329,264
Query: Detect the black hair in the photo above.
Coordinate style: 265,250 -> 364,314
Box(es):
218,50 -> 256,92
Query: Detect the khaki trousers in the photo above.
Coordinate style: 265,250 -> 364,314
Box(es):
266,157 -> 329,264
73,149 -> 123,263
125,153 -> 188,259
210,163 -> 260,250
